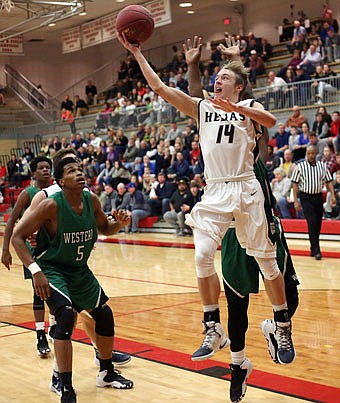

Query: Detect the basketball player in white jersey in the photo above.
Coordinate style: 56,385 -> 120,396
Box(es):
117,31 -> 295,366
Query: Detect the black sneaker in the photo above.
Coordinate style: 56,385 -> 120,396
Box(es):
36,329 -> 51,356
229,358 -> 253,403
61,386 -> 77,403
50,371 -> 62,396
96,369 -> 133,389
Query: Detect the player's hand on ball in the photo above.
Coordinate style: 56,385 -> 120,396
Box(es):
117,31 -> 140,54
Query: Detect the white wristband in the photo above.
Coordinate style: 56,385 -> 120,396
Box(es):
28,262 -> 42,275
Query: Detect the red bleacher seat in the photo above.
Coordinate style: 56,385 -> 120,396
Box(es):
0,203 -> 10,213
139,216 -> 159,228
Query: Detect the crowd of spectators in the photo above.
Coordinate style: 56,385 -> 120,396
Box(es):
268,104 -> 340,219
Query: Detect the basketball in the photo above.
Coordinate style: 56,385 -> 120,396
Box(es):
116,5 -> 154,45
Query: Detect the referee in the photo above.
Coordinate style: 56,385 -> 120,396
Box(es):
291,145 -> 336,260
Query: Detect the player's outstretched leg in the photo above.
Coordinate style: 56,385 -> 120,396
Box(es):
191,320 -> 229,361
229,358 -> 253,403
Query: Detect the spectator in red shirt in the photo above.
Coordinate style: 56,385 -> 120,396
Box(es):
329,111 -> 340,152
190,140 -> 201,175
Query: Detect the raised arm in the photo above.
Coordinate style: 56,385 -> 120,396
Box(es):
117,32 -> 199,120
183,36 -> 204,98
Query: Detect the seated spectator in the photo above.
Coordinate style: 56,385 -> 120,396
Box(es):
315,64 -> 338,104
201,68 -> 212,92
60,95 -> 73,112
325,29 -> 340,62
324,170 -> 340,219
119,182 -> 151,233
142,171 -> 156,200
292,66 -> 311,106
299,44 -> 322,75
265,144 -> 281,181
112,182 -> 127,213
320,145 -> 337,173
147,171 -> 174,217
288,127 -> 301,159
7,154 -> 19,188
287,20 -> 307,53
278,49 -> 302,77
190,140 -> 201,175
85,80 -> 97,105
330,152 -> 340,175
94,145 -> 107,174
259,37 -> 272,61
294,121 -> 310,160
271,168 -> 295,218
123,136 -> 139,171
312,112 -> 330,140
163,177 -> 194,236
74,95 -> 88,117
329,111 -> 340,152
146,136 -> 158,160
22,147 -> 35,163
142,125 -> 153,144
96,160 -> 115,188
282,68 -> 296,108
307,132 -> 323,161
285,105 -> 306,129
248,50 -> 265,84
96,102 -> 113,129
166,122 -> 182,146
317,105 -> 332,126
263,71 -> 287,109
111,160 -> 131,189
114,129 -> 128,159
274,123 -> 290,157
138,155 -> 156,182
101,183 -> 117,216
280,149 -> 296,179
167,151 -> 190,182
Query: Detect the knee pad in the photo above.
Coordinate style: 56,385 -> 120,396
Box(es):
195,250 -> 216,278
33,291 -> 44,311
54,306 -> 75,340
255,257 -> 280,280
90,304 -> 114,337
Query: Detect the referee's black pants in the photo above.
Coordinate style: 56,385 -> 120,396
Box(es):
300,192 -> 324,255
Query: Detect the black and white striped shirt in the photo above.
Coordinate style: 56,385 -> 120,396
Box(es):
291,160 -> 333,194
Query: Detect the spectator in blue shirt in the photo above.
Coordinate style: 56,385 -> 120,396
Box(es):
273,123 -> 290,158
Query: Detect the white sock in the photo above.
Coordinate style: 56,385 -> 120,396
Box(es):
36,321 -> 45,331
272,303 -> 288,311
231,349 -> 246,365
203,304 -> 219,312
53,356 -> 59,372
49,314 -> 56,327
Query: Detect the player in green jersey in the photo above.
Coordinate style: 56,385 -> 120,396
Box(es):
1,156 -> 52,356
12,158 -> 133,403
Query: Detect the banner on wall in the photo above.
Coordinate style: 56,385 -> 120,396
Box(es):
62,0 -> 172,53
62,27 -> 81,54
0,34 -> 24,55
82,19 -> 103,48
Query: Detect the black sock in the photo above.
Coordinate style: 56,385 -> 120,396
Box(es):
204,308 -> 220,323
60,371 -> 72,390
99,358 -> 114,373
274,309 -> 290,323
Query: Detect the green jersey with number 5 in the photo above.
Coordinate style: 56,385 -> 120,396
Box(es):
35,190 -> 97,272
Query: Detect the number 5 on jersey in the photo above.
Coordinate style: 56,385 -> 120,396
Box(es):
76,245 -> 84,261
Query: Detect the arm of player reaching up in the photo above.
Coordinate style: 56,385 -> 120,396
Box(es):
211,98 -> 277,128
12,198 -> 56,300
117,32 -> 199,121
183,36 -> 204,98
1,190 -> 30,270
91,193 -> 130,235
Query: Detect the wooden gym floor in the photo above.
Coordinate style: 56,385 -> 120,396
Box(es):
1,226 -> 340,403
